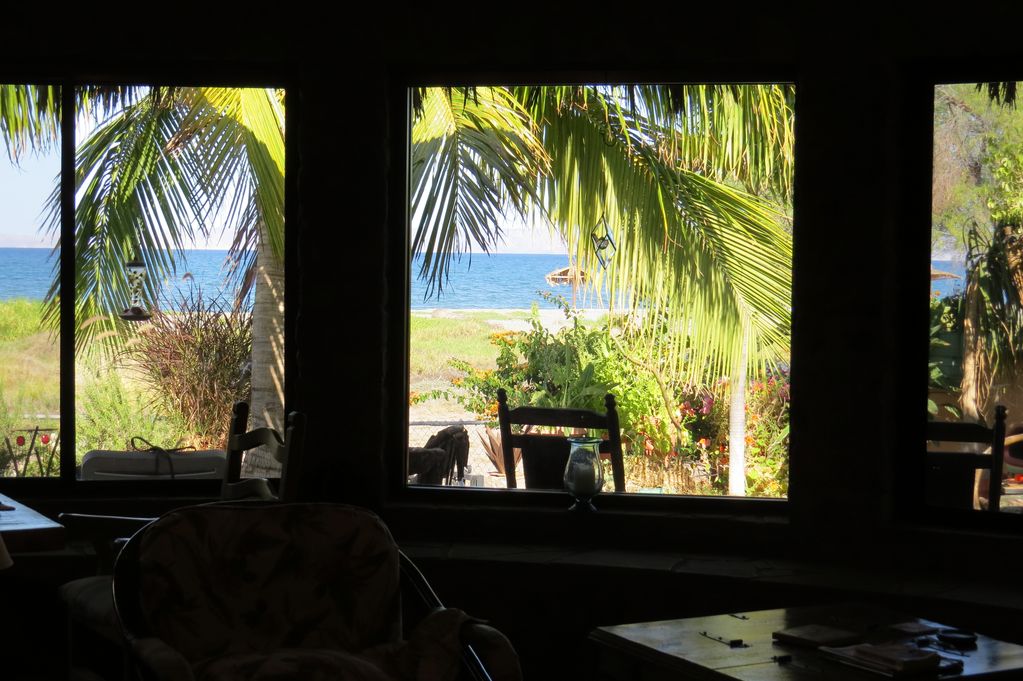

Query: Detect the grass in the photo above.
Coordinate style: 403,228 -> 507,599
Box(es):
0,300 -> 194,469
0,299 -> 51,342
409,308 -> 607,393
0,300 -> 60,419
410,315 -> 502,391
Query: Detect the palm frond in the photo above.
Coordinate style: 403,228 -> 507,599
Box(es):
410,87 -> 549,296
513,83 -> 795,200
40,95 -> 210,353
532,94 -> 791,383
0,84 -> 60,162
35,86 -> 285,352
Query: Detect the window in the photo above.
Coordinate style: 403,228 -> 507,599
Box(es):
928,80 -> 1023,514
404,82 -> 794,499
0,83 -> 286,485
0,83 -> 61,478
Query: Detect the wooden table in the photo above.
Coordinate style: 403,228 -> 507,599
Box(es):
590,604 -> 1023,680
0,492 -> 64,552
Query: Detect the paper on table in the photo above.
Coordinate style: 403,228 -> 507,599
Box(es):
820,642 -> 962,677
772,624 -> 860,647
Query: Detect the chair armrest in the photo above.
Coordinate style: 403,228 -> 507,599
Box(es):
59,513 -> 155,539
129,637 -> 195,681
461,622 -> 522,681
221,477 -> 276,501
59,513 -> 155,572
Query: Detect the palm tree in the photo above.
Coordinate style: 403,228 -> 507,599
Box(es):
412,84 -> 793,386
0,85 -> 285,475
412,85 -> 794,494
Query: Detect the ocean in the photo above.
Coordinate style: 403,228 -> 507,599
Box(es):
411,253 -> 608,309
931,259 -> 966,299
0,249 -> 600,310
0,249 -> 970,309
0,248 -> 250,306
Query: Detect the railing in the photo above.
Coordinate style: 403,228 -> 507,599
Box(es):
1,426 -> 60,477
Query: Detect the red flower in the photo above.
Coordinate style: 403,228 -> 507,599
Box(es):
15,435 -> 24,446
1015,474 -> 1023,483
41,434 -> 50,445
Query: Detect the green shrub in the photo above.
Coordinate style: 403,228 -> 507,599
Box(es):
739,369 -> 790,497
428,293 -> 789,496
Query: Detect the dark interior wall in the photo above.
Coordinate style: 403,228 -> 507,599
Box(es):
5,8 -> 1023,679
331,8 -> 1020,555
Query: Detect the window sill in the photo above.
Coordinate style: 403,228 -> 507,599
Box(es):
400,538 -> 1023,618
383,490 -> 789,552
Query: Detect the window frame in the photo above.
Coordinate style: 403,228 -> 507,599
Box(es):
0,64 -> 296,500
895,65 -> 1023,532
384,67 -> 796,529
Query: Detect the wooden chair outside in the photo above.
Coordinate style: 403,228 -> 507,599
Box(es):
222,401 -> 308,502
496,387 -> 625,492
925,405 -> 1007,512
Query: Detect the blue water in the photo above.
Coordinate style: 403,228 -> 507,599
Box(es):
411,253 -> 611,309
2,249 -> 601,310
0,248 -> 252,307
931,259 -> 967,299
0,249 -> 969,310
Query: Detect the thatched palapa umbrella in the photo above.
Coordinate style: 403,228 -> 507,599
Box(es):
546,265 -> 587,307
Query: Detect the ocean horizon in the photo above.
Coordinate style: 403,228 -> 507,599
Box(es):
0,248 -> 251,306
0,249 -> 606,310
410,253 -> 610,309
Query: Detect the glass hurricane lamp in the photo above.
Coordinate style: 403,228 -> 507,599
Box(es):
564,436 -> 604,512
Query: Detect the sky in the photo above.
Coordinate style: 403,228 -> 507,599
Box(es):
0,148 -> 566,254
479,214 -> 566,254
0,150 -> 59,248
0,144 -> 237,250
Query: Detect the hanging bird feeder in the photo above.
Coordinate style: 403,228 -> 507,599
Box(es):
119,256 -> 152,322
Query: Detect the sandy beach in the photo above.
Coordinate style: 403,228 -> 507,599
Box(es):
412,307 -> 607,332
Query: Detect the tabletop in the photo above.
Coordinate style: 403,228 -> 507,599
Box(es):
590,604 -> 1023,680
0,492 -> 64,552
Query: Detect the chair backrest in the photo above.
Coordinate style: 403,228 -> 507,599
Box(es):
496,388 -> 625,492
221,401 -> 308,501
925,405 -> 1007,512
112,503 -> 402,664
80,449 -> 226,480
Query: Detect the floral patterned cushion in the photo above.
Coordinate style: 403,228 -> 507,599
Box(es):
193,649 -> 396,681
137,503 -> 401,664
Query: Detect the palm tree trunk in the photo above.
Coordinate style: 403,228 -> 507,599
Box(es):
728,319 -> 750,496
241,221 -> 285,477
961,274 -> 985,422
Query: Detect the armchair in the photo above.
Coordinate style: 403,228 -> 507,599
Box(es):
60,401 -> 306,680
112,503 -> 520,681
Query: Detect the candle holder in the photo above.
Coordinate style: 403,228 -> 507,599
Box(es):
564,436 -> 604,512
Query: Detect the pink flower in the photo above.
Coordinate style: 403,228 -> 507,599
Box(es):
16,435 -> 24,446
